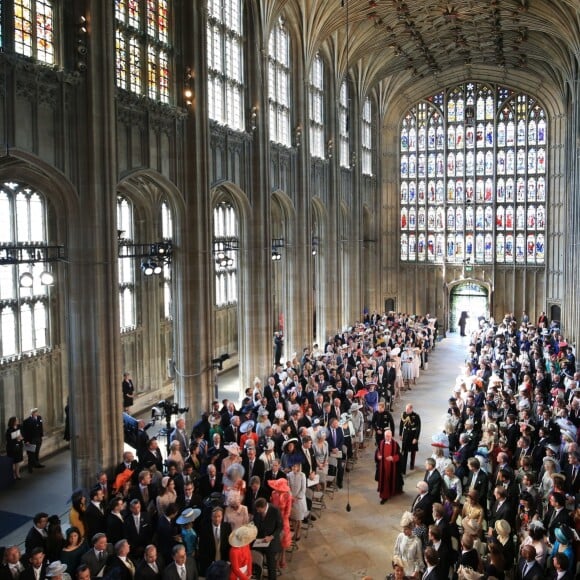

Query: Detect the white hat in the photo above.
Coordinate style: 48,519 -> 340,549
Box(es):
45,562 -> 67,577
229,523 -> 258,547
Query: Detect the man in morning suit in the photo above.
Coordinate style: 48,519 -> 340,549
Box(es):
411,481 -> 434,526
424,458 -> 442,499
84,488 -> 107,542
196,507 -> 231,577
135,545 -> 164,580
487,486 -> 515,536
422,547 -> 444,580
24,513 -> 48,557
124,499 -> 154,560
0,546 -> 25,580
21,408 -> 44,471
104,540 -> 136,580
517,545 -> 544,580
242,446 -> 265,484
466,457 -> 488,512
327,417 -> 346,488
197,464 -> 223,499
81,534 -> 114,580
162,545 -> 197,580
543,492 -> 571,543
19,548 -> 47,580
253,498 -> 283,580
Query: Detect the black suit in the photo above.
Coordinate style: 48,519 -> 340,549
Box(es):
488,498 -> 515,530
543,506 -> 571,543
431,540 -> 453,576
141,448 -> 164,472
156,516 -> 180,565
106,512 -> 126,545
196,520 -> 231,576
564,463 -> 580,495
104,556 -> 136,580
516,558 -> 544,580
124,512 -> 154,559
242,456 -> 265,483
223,425 -> 241,445
84,503 -> 107,540
423,566 -> 445,580
135,558 -> 164,580
162,558 -> 198,580
425,469 -> 442,500
253,504 -> 283,580
19,564 -> 47,580
197,473 -> 223,499
21,415 -> 44,467
410,493 -> 434,525
24,527 -> 46,556
81,545 -> 114,580
466,470 -> 489,507
244,485 -> 269,514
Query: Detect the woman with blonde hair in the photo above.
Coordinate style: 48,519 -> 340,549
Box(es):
462,490 -> 484,528
392,511 -> 423,579
167,440 -> 184,472
223,490 -> 249,531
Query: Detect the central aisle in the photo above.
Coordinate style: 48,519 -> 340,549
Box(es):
287,334 -> 468,580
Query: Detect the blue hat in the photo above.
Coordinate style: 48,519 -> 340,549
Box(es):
554,525 -> 572,544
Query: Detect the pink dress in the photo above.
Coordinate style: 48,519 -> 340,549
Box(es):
270,489 -> 292,549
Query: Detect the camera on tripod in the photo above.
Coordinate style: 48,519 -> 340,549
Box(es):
151,399 -> 189,420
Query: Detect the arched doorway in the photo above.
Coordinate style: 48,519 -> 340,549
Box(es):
449,281 -> 489,334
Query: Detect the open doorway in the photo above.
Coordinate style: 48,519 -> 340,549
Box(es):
449,281 -> 489,334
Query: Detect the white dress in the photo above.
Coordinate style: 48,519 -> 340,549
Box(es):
392,533 -> 424,576
287,470 -> 308,520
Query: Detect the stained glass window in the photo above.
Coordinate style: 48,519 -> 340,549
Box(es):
207,0 -> 244,131
115,0 -> 171,103
14,0 -> 55,65
0,182 -> 50,360
309,54 -> 325,159
161,201 -> 173,320
268,17 -> 291,147
362,97 -> 373,176
213,202 -> 238,307
399,83 -> 546,265
117,196 -> 136,330
339,81 -> 349,168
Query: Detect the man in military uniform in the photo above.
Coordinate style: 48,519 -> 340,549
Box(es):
371,400 -> 395,446
399,403 -> 421,474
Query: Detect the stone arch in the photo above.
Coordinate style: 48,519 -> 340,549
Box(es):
446,279 -> 492,333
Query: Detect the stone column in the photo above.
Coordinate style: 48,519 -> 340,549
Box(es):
67,0 -> 123,489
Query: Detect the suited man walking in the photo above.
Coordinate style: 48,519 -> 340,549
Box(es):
196,507 -> 231,577
162,544 -> 197,580
253,499 -> 282,580
81,533 -> 114,580
21,408 -> 45,471
411,481 -> 434,526
135,545 -> 164,580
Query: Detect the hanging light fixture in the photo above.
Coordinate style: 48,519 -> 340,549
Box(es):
19,272 -> 34,288
39,270 -> 55,286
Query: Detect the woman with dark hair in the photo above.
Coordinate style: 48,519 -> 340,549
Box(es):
46,515 -> 65,562
59,527 -> 87,572
5,416 -> 24,480
105,496 -> 126,544
68,491 -> 87,541
485,539 -> 506,580
411,509 -> 428,548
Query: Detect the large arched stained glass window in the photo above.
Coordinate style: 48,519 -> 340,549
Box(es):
213,202 -> 238,307
14,0 -> 55,65
117,196 -> 136,330
0,182 -> 50,359
399,83 -> 546,266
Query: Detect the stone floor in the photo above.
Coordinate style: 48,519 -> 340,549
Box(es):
0,334 -> 470,580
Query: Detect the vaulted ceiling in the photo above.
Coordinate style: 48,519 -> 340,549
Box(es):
270,0 -> 580,102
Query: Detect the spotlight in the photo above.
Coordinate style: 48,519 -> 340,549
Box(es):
40,271 -> 55,286
19,272 -> 34,288
271,251 -> 281,261
153,261 -> 162,275
312,248 -> 318,256
141,259 -> 154,276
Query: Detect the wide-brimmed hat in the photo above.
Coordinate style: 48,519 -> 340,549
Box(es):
282,437 -> 298,450
229,523 -> 258,548
546,443 -> 560,453
323,386 -> 337,393
267,478 -> 290,493
224,443 -> 240,456
350,403 -> 362,412
176,508 -> 201,525
257,408 -> 269,417
240,420 -> 255,434
495,519 -> 511,536
45,562 -> 67,577
554,524 -> 573,544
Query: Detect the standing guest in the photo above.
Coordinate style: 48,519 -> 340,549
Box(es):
25,512 -> 49,556
273,332 -> 284,367
423,458 -> 442,500
20,548 -> 47,580
458,312 -> 469,337
45,515 -> 65,563
59,527 -> 87,573
122,373 -> 135,413
287,462 -> 308,543
376,429 -> 402,505
169,419 -> 189,462
104,540 -> 135,580
252,498 -> 282,580
175,508 -> 201,558
156,478 -> 178,515
223,491 -> 249,532
326,417 -> 346,488
516,545 -> 543,580
422,547 -> 442,580
156,504 -> 181,566
267,479 -> 292,570
84,488 -> 106,541
80,533 -> 114,580
196,507 -> 231,577
162,544 -> 197,580
69,492 -> 87,541
135,545 -> 163,580
5,416 -> 25,480
372,400 -> 395,446
21,408 -> 45,472
0,546 -> 25,580
124,499 -> 154,561
228,524 -> 257,580
551,553 -> 573,580
105,497 -> 126,545
399,404 -> 421,474
392,512 -> 424,579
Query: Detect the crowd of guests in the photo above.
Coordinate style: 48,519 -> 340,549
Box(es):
391,313 -> 580,579
1,311 -> 437,580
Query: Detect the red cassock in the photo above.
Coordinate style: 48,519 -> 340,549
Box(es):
229,544 -> 252,580
376,438 -> 401,501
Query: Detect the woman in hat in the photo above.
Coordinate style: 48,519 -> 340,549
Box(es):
224,490 -> 250,532
462,490 -> 485,528
259,439 -> 276,472
255,408 -> 271,438
222,443 -> 243,475
539,456 -> 558,504
167,439 -> 185,473
44,561 -> 70,580
223,462 -> 246,496
176,508 -> 201,556
208,413 -> 224,440
267,478 -> 292,569
239,420 -> 258,449
156,477 -> 177,515
287,461 -> 308,543
280,438 -> 301,472
550,524 -> 576,573
392,511 -> 424,578
520,521 -> 549,567
228,523 -> 257,580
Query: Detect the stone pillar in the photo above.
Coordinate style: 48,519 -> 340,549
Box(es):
67,0 -> 123,489
172,1 -> 215,414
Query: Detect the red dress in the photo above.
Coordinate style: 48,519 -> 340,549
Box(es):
229,544 -> 252,580
376,438 -> 402,501
270,489 -> 292,549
